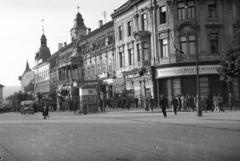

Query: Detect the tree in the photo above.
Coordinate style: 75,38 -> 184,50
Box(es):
218,33 -> 240,108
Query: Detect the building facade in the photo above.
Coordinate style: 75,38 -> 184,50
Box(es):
78,21 -> 115,100
112,0 -> 156,107
153,0 -> 240,105
33,33 -> 51,96
19,61 -> 35,93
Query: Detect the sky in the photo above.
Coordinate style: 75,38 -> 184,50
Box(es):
0,0 -> 127,86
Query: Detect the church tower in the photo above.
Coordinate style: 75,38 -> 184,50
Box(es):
70,6 -> 87,42
35,19 -> 51,62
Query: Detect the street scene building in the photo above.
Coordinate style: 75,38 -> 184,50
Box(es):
16,0 -> 240,111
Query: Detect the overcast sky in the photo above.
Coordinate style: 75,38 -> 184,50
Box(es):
0,0 -> 126,86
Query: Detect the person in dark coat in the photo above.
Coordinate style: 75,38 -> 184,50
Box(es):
135,97 -> 138,108
159,95 -> 168,118
42,102 -> 49,119
149,95 -> 154,112
171,96 -> 178,115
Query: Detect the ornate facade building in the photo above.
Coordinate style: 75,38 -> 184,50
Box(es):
154,0 -> 240,104
33,33 -> 51,96
78,21 -> 115,99
112,0 -> 155,105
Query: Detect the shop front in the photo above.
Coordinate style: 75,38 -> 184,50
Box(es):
155,64 -> 240,107
122,68 -> 153,108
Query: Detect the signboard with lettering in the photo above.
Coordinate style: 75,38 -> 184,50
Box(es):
79,88 -> 97,96
156,65 -> 220,79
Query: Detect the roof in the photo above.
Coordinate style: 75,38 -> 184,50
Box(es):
78,21 -> 114,43
0,84 -> 4,87
111,0 -> 145,18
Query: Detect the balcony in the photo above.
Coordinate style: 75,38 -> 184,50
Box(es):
58,56 -> 81,68
158,54 -> 222,66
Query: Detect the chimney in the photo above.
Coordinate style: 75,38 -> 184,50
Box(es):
88,28 -> 91,34
58,43 -> 63,50
64,42 -> 67,47
98,20 -> 103,28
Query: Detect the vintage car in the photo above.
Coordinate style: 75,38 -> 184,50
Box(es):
20,100 -> 34,114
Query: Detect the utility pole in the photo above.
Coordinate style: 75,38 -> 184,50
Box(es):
196,34 -> 202,117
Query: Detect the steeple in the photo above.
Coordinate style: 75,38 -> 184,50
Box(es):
24,60 -> 31,73
40,18 -> 47,47
35,18 -> 51,62
71,5 -> 87,42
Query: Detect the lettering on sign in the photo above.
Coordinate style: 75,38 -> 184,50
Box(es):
156,65 -> 220,78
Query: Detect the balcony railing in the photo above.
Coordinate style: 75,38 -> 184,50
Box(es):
58,56 -> 81,68
158,54 -> 222,65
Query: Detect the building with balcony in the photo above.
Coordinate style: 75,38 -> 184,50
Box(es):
56,11 -> 87,111
111,0 -> 155,106
78,21 -> 115,100
33,33 -> 51,96
154,0 -> 240,105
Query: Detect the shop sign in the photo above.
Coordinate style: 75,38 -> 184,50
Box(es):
98,72 -> 108,79
79,88 -> 97,96
103,79 -> 113,84
156,65 -> 220,79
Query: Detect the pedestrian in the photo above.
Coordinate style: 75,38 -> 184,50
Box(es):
135,97 -> 138,108
218,93 -> 224,112
159,94 -> 168,118
177,95 -> 182,111
171,96 -> 178,115
145,96 -> 149,111
213,94 -> 219,112
180,94 -> 185,111
149,95 -> 154,112
42,102 -> 49,119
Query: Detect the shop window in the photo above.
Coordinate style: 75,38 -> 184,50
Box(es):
141,13 -> 147,31
208,0 -> 217,18
180,35 -> 196,55
160,38 -> 169,58
209,33 -> 218,54
118,25 -> 123,40
127,21 -> 132,37
159,6 -> 167,24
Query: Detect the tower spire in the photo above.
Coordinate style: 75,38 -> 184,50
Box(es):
77,3 -> 80,13
41,18 -> 45,34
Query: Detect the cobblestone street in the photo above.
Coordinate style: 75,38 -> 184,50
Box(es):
0,110 -> 239,161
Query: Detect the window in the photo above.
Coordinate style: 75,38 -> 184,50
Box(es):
180,35 -> 196,55
128,48 -> 133,65
208,0 -> 217,18
141,13 -> 147,31
209,33 -> 218,54
189,35 -> 196,55
160,38 -> 169,58
136,44 -> 141,62
143,42 -> 149,62
177,0 -> 195,20
160,6 -> 167,24
187,0 -> 195,19
127,21 -> 132,37
177,1 -> 186,20
119,51 -> 123,68
118,25 -> 123,40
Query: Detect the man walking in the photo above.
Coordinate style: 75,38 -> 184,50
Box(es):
159,95 -> 168,118
171,96 -> 178,115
